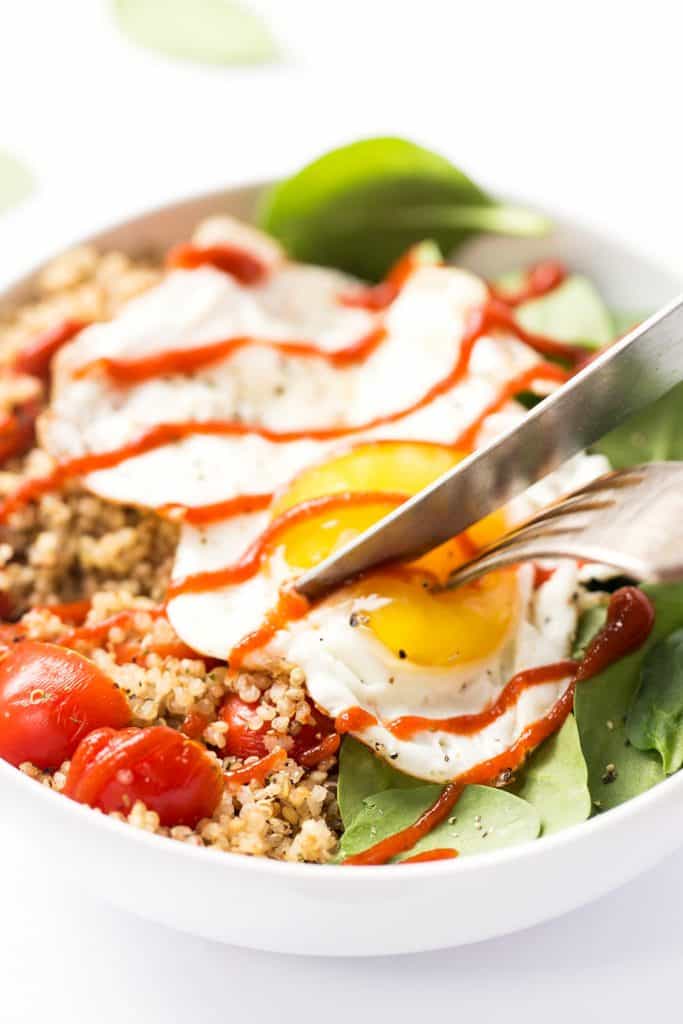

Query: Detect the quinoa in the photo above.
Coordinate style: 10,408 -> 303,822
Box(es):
2,238 -> 341,865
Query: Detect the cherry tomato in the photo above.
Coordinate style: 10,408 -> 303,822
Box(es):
14,319 -> 87,383
64,725 -> 224,827
219,693 -> 335,763
0,396 -> 40,465
0,640 -> 131,769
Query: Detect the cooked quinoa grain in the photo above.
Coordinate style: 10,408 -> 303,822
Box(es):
0,237 -> 342,864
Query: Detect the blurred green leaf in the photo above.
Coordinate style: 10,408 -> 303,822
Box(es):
0,150 -> 33,215
114,0 -> 278,66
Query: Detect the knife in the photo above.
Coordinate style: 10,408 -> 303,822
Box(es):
295,292 -> 683,601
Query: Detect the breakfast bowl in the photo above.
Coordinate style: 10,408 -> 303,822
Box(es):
0,143 -> 681,955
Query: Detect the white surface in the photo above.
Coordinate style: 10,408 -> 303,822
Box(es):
1,0 -> 683,1018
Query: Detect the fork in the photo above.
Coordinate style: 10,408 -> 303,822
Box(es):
445,462 -> 683,589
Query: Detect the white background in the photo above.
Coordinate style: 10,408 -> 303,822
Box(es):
1,1 -> 683,1020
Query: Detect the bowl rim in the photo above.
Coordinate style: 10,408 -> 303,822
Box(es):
2,179 -> 682,883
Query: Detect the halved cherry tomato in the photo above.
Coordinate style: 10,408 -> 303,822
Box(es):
64,724 -> 224,827
0,396 -> 41,465
14,319 -> 87,383
0,640 -> 131,769
219,693 -> 336,763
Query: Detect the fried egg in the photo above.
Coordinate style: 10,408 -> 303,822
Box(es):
40,217 -> 611,782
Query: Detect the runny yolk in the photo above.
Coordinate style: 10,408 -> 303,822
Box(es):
347,569 -> 518,666
271,441 -> 514,667
271,442 -> 465,516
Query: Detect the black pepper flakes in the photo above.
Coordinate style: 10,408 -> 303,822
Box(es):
601,763 -> 618,784
398,649 -> 407,659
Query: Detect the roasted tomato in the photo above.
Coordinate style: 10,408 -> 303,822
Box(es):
0,641 -> 131,769
14,319 -> 87,383
64,725 -> 224,827
219,694 -> 335,763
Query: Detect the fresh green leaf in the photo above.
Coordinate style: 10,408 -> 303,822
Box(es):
0,150 -> 33,215
590,304 -> 683,469
515,276 -> 613,349
259,137 -> 549,281
114,0 -> 277,66
610,310 -> 646,337
626,628 -> 683,773
573,605 -> 608,658
574,583 -> 683,811
339,784 -> 540,860
512,715 -> 590,834
337,736 -> 421,828
593,383 -> 683,467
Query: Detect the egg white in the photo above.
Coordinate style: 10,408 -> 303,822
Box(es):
40,222 -> 612,782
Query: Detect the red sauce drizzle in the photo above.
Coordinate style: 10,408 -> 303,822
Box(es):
452,361 -> 566,450
14,319 -> 87,382
297,732 -> 341,768
386,659 -> 577,741
224,746 -> 287,788
158,492 -> 273,526
336,706 -> 378,734
229,588 -> 309,670
166,243 -> 269,285
0,279 -> 575,525
166,491 -> 407,600
338,246 -> 430,311
344,587 -> 654,865
575,585 -> 654,681
74,326 -> 387,385
488,261 -> 567,307
401,848 -> 459,864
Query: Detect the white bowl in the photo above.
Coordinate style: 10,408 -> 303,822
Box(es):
1,184 -> 681,957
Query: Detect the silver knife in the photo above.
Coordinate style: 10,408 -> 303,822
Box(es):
296,293 -> 683,601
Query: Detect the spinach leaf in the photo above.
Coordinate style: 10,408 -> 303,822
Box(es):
259,137 -> 549,281
574,583 -> 683,811
337,736 -> 422,828
513,715 -> 591,834
573,605 -> 608,659
0,150 -> 33,216
590,305 -> 683,469
339,784 -> 540,860
610,310 -> 646,337
627,628 -> 683,773
515,275 -> 613,348
593,383 -> 683,467
114,0 -> 277,65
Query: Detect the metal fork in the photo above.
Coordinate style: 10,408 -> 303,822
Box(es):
445,462 -> 683,589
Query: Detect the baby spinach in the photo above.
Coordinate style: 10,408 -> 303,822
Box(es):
627,628 -> 683,773
589,306 -> 683,469
337,736 -> 421,828
339,784 -> 540,861
497,272 -> 613,348
512,715 -> 591,834
594,383 -> 683,467
259,137 -> 549,281
573,605 -> 608,658
516,276 -> 614,348
0,150 -> 33,216
610,310 -> 646,336
114,0 -> 277,65
574,583 -> 683,812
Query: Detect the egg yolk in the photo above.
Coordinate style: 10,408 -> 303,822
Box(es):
272,442 -> 515,666
347,569 -> 518,666
271,442 -> 463,515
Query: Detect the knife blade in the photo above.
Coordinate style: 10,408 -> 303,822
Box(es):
295,292 -> 683,601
